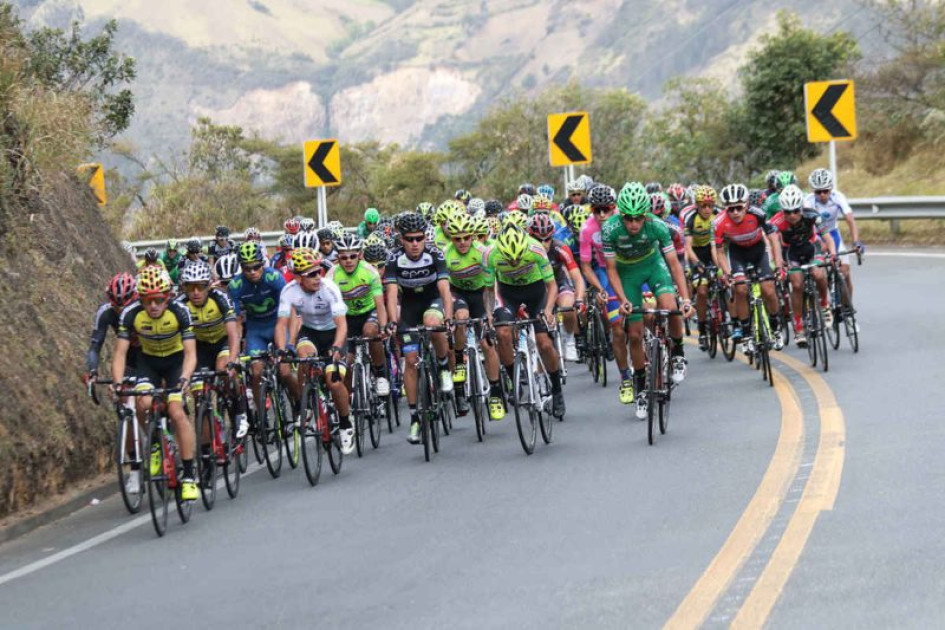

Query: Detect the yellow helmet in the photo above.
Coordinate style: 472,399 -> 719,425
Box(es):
502,211 -> 527,230
448,213 -> 473,237
496,225 -> 528,261
136,266 -> 172,296
695,185 -> 718,205
290,247 -> 322,275
435,200 -> 462,226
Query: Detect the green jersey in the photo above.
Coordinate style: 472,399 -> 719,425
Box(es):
600,214 -> 674,265
433,226 -> 450,252
762,193 -> 780,219
444,242 -> 494,291
161,251 -> 182,284
325,261 -> 383,316
482,238 -> 553,286
357,221 -> 374,239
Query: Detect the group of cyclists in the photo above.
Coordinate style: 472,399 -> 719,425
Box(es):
87,167 -> 864,509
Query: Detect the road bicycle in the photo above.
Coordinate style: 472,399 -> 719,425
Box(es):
253,346 -> 297,478
348,336 -> 384,456
455,317 -> 491,443
738,265 -> 775,387
584,287 -> 609,387
403,325 -> 452,462
636,310 -> 680,444
798,261 -> 830,372
703,266 -> 736,361
552,306 -> 573,385
825,248 -> 862,353
88,375 -> 143,514
288,356 -> 344,485
383,337 -> 402,433
190,367 -> 242,508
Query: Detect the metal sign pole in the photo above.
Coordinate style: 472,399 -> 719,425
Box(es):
829,140 -> 838,189
317,187 -> 327,227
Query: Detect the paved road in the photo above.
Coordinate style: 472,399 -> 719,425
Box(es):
0,252 -> 941,628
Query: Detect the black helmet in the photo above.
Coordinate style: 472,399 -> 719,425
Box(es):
144,247 -> 160,263
587,184 -> 616,207
186,238 -> 203,254
748,189 -> 765,208
396,212 -> 427,235
316,227 -> 334,242
484,199 -> 503,216
518,183 -> 536,196
215,225 -> 230,238
764,170 -> 780,191
645,182 -> 662,194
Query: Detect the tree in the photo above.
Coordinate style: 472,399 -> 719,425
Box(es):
738,11 -> 860,171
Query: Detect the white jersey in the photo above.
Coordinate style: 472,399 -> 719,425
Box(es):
278,277 -> 347,331
804,190 -> 851,233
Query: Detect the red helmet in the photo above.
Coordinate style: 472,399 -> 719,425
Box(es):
284,218 -> 301,235
106,272 -> 137,308
527,213 -> 555,240
650,193 -> 669,218
666,183 -> 686,203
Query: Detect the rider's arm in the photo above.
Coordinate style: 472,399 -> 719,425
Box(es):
663,248 -> 690,303
373,293 -> 388,330
437,278 -> 454,321
181,337 -> 197,385
111,337 -> 129,385
384,283 -> 399,328
713,228 -> 730,277
331,315 -> 347,357
86,304 -> 112,372
559,244 -> 586,302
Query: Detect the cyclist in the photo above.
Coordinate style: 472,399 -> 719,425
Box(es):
274,247 -> 353,454
763,170 -> 780,199
326,232 -> 390,397
528,212 -> 585,362
136,247 -> 167,272
161,240 -> 183,285
384,212 -> 454,445
181,238 -> 209,271
208,225 -> 235,266
269,234 -> 295,282
468,197 -> 486,217
243,226 -> 269,259
358,207 -> 381,239
763,171 -> 797,219
565,179 -> 586,207
317,227 -> 338,264
455,189 -> 472,207
805,168 -> 864,299
579,184 -> 632,404
684,185 -> 720,350
111,266 -> 198,502
484,224 -> 566,418
214,253 -> 239,290
666,183 -> 688,218
712,183 -> 785,347
602,182 -> 694,418
300,217 -> 316,233
363,239 -> 388,274
770,184 -> 837,347
284,217 -> 301,237
442,213 -> 504,420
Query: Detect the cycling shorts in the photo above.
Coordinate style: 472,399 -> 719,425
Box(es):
615,256 -> 676,323
494,280 -> 549,334
690,246 -> 714,286
297,325 -> 347,378
828,228 -> 851,265
135,351 -> 184,403
346,310 -> 379,339
398,296 -> 445,353
785,242 -> 824,271
244,319 -> 277,357
196,338 -> 229,370
728,243 -> 773,281
451,287 -> 487,320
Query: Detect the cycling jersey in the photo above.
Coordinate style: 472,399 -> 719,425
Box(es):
278,278 -> 347,331
443,242 -> 493,292
135,259 -> 167,272
325,260 -> 383,316
685,210 -> 716,249
482,239 -> 553,286
118,299 -> 194,358
433,226 -> 450,252
762,192 -> 781,219
268,251 -> 294,282
714,207 -> 775,249
663,216 -> 685,257
578,213 -> 608,268
803,190 -> 852,233
383,244 -> 449,299
228,267 -> 286,321
160,252 -> 183,284
175,288 -> 236,344
546,240 -> 578,286
207,239 -> 235,260
600,214 -> 674,265
769,209 -> 824,249
553,223 -> 576,250
87,303 -> 139,371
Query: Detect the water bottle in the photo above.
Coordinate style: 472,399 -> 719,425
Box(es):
246,387 -> 256,413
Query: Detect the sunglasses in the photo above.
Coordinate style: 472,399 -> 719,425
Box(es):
569,192 -> 583,196
536,236 -> 553,242
338,253 -> 360,261
727,205 -> 746,213
242,263 -> 264,272
141,295 -> 169,307
783,209 -> 801,215
300,269 -> 324,278
402,235 -> 425,243
592,206 -> 611,214
623,215 -> 646,223
183,283 -> 210,292
815,189 -> 831,195
452,235 -> 474,242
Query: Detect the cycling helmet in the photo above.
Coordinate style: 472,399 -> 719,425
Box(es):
166,238 -> 179,252
335,232 -> 364,252
645,182 -> 663,194
316,227 -> 334,242
808,168 -> 834,190
748,189 -> 766,208
778,184 -> 804,211
527,213 -> 555,239
284,218 -> 301,235
496,225 -> 528,261
616,182 -> 651,216
144,247 -> 160,263
180,259 -> 213,284
136,266 -> 172,296
186,238 -> 203,254
448,213 -> 474,237
107,272 -> 137,308
719,183 -> 750,207
776,171 -> 797,190
537,184 -> 555,199
649,193 -> 670,217
484,199 -> 503,216
416,201 -> 435,221
290,248 -> 322,275
518,183 -> 536,196
434,201 -> 457,226
516,193 -> 534,212
364,207 -> 380,223
472,215 -> 490,236
237,241 -> 264,263
215,225 -> 230,238
328,221 -> 345,239
300,217 -> 316,232
588,184 -> 616,207
566,179 -> 585,195
576,174 -> 595,191
532,194 -> 553,212
502,210 -> 527,230
396,211 -> 427,235
454,189 -> 471,204
295,231 -> 318,249
468,197 -> 485,216
485,216 -> 501,236
277,234 -> 294,249
215,253 -> 239,281
666,183 -> 686,203
245,226 -> 261,241
363,241 -> 388,265
694,185 -> 718,205
764,170 -> 781,191
568,205 -> 590,233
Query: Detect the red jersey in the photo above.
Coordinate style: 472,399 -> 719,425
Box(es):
714,207 -> 775,249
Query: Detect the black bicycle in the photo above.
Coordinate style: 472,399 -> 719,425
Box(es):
825,248 -> 862,353
798,261 -> 829,372
403,325 -> 451,462
348,335 -> 384,456
584,287 -> 609,387
638,309 -> 681,445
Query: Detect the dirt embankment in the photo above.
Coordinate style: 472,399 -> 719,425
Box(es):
0,175 -> 132,519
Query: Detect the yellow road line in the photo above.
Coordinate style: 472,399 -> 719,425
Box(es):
664,361 -> 804,630
730,353 -> 846,628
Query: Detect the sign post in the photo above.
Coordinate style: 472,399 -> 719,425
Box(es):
303,139 -> 342,227
805,80 -> 857,189
548,112 -> 592,196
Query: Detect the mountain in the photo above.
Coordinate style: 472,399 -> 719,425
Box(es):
12,0 -> 879,160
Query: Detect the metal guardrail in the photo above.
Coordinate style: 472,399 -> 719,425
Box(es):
126,196 -> 945,251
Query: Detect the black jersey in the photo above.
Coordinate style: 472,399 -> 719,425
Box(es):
383,244 -> 449,300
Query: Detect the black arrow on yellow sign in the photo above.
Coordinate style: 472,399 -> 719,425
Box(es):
307,141 -> 339,184
811,84 -> 852,139
552,114 -> 588,163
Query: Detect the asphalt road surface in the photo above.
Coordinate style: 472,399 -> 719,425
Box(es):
0,250 -> 942,629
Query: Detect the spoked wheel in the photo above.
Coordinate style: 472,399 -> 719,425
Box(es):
260,381 -> 283,478
804,295 -> 819,368
175,476 -> 193,524
218,398 -> 240,499
280,388 -> 299,470
838,280 -> 859,353
707,313 -> 719,359
513,356 -> 537,455
250,410 -> 264,466
353,366 -> 367,458
816,311 -> 829,373
298,386 -> 323,487
440,393 -> 453,436
659,350 -> 671,435
418,364 -> 433,462
538,375 -> 554,445
368,399 -> 382,450
145,420 -> 169,537
325,405 -> 344,474
116,412 -> 144,514
596,317 -> 609,388
646,340 -> 660,446
469,359 -> 486,443
194,404 -> 217,511
237,432 -> 249,474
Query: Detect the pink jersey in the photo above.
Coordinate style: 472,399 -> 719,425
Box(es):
579,213 -> 608,268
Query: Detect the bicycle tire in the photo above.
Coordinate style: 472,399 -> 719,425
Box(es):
175,478 -> 193,524
707,304 -> 719,359
469,352 -> 485,443
596,315 -> 608,388
250,409 -> 264,466
659,344 -> 671,435
238,433 -> 249,473
837,278 -> 859,353
116,411 -> 144,514
817,309 -> 829,373
417,361 -> 432,461
277,385 -> 299,470
513,354 -> 536,455
298,383 -> 323,487
804,293 -> 818,367
646,339 -> 659,445
218,397 -> 240,499
368,393 -> 382,450
353,364 -> 367,458
324,399 -> 344,475
195,402 -> 217,511
260,380 -> 283,478
145,418 -> 168,537
538,374 -> 554,444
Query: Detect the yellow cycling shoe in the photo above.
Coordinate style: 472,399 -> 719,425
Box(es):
488,396 -> 505,421
149,444 -> 162,476
452,363 -> 467,384
180,479 -> 199,501
619,379 -> 634,405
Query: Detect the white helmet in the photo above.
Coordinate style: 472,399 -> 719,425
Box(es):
468,197 -> 485,215
808,168 -> 834,191
299,217 -> 316,232
565,179 -> 584,195
180,259 -> 213,284
516,193 -> 534,212
779,184 -> 804,211
294,231 -> 318,249
215,253 -> 239,281
719,183 -> 749,207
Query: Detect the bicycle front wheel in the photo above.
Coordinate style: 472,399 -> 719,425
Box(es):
299,384 -> 323,486
353,365 -> 367,458
194,402 -> 217,511
116,411 -> 144,514
260,380 -> 283,478
145,419 -> 168,537
659,345 -> 671,435
646,339 -> 660,445
513,355 -> 537,455
538,375 -> 554,444
469,354 -> 486,443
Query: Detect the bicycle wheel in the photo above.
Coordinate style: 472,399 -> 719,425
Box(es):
646,339 -> 660,445
469,354 -> 485,443
325,404 -> 344,474
538,374 -> 554,444
276,385 -> 299,470
804,293 -> 818,367
837,278 -> 859,353
659,344 -> 671,435
216,396 -> 240,499
194,402 -> 217,511
116,411 -> 144,514
298,383 -> 323,487
368,393 -> 382,450
260,380 -> 283,478
816,308 -> 829,373
174,473 -> 193,524
707,303 -> 719,359
513,354 -> 536,455
353,365 -> 367,458
596,316 -> 608,388
145,419 -> 168,537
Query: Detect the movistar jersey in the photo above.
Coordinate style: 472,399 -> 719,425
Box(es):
228,267 -> 286,321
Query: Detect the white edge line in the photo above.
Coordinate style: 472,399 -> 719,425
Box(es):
869,252 -> 945,259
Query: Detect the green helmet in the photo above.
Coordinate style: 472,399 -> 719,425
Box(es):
776,171 -> 797,190
616,182 -> 651,217
364,207 -> 380,223
503,211 -> 527,230
448,213 -> 474,237
166,238 -> 179,252
237,241 -> 264,264
496,225 -> 528,261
